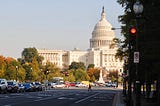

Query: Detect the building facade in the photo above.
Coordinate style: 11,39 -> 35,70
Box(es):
37,7 -> 124,74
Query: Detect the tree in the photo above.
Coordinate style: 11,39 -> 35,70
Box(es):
20,47 -> 44,82
87,68 -> 96,82
67,72 -> 75,82
69,62 -> 86,70
63,70 -> 75,82
87,64 -> 95,69
0,56 -> 6,78
117,0 -> 160,104
109,70 -> 119,82
21,47 -> 43,63
43,61 -> 61,81
74,69 -> 90,82
4,57 -> 25,81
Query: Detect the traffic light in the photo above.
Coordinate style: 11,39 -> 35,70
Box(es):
129,27 -> 137,46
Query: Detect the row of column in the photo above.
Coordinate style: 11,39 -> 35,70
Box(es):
90,40 -> 112,48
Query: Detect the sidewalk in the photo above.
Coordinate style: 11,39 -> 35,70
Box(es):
114,90 -> 160,106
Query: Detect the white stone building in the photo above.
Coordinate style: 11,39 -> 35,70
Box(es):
37,7 -> 124,74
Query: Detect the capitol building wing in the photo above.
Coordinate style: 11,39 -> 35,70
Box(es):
37,7 -> 124,74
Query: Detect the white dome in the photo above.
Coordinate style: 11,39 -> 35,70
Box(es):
90,7 -> 115,50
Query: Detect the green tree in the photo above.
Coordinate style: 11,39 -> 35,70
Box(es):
63,70 -> 75,82
4,57 -> 25,81
20,47 -> 44,82
22,64 -> 33,81
43,61 -> 61,81
74,69 -> 90,82
21,47 -> 43,63
87,64 -> 95,69
69,62 -> 86,70
67,72 -> 75,82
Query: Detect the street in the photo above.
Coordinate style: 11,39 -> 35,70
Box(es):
0,87 -> 121,106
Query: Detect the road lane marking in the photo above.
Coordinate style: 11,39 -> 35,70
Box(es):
75,92 -> 100,104
58,97 -> 75,100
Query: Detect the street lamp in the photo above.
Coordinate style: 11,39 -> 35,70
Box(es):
16,66 -> 18,82
133,1 -> 143,106
133,0 -> 143,16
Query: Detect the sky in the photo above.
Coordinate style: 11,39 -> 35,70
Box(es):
0,0 -> 124,59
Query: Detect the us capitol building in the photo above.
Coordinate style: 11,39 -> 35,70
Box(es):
37,7 -> 124,74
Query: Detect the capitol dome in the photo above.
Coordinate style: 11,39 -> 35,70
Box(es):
90,7 -> 115,50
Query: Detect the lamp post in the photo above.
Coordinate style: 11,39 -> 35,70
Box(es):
133,1 -> 143,106
16,66 -> 18,82
45,70 -> 50,90
30,67 -> 33,81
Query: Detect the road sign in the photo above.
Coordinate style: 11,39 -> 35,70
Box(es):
134,52 -> 139,63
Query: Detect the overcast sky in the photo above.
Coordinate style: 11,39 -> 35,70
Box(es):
0,0 -> 124,58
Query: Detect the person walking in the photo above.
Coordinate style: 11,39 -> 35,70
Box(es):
88,83 -> 92,92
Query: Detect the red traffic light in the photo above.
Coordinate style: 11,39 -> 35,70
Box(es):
130,27 -> 137,35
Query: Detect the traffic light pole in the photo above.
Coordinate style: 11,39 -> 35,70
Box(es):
135,17 -> 141,106
128,40 -> 132,106
133,1 -> 143,106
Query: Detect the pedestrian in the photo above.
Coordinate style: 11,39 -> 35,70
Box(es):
88,83 -> 92,92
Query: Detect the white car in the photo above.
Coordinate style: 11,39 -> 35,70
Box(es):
106,82 -> 112,87
106,82 -> 117,87
75,83 -> 87,87
52,83 -> 65,88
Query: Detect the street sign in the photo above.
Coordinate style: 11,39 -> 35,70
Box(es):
134,52 -> 139,63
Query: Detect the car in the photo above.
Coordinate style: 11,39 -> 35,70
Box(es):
18,83 -> 25,92
106,82 -> 117,87
111,82 -> 117,88
23,82 -> 35,92
0,78 -> 8,94
52,83 -> 65,88
68,82 -> 76,87
7,81 -> 19,93
106,82 -> 112,87
31,82 -> 43,91
75,82 -> 87,87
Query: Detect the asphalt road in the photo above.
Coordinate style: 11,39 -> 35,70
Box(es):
0,87 -> 120,106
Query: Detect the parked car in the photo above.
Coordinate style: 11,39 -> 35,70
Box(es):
52,82 -> 65,88
106,82 -> 112,87
69,82 -> 76,87
18,83 -> 25,92
75,82 -> 87,87
7,81 -> 19,93
106,82 -> 117,87
0,78 -> 8,94
111,82 -> 117,88
31,82 -> 43,91
23,82 -> 35,92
